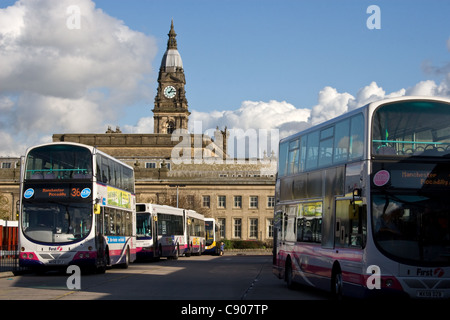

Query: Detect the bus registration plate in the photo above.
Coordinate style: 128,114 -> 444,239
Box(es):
416,290 -> 443,298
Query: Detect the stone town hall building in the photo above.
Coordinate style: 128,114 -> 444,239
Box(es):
0,22 -> 276,243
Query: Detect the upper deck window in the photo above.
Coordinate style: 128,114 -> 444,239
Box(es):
372,100 -> 450,157
278,113 -> 364,177
25,144 -> 92,180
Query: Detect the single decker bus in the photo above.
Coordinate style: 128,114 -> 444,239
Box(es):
204,218 -> 221,255
136,203 -> 205,259
273,96 -> 450,299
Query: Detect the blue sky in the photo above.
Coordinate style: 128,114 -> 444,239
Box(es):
0,0 -> 449,156
93,0 -> 450,108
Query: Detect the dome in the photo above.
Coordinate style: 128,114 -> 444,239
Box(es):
161,48 -> 183,68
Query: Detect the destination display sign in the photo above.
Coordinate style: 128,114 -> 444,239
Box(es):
372,162 -> 450,190
390,169 -> 450,189
23,183 -> 92,200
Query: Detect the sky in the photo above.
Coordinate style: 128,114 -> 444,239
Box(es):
1,0 -> 449,157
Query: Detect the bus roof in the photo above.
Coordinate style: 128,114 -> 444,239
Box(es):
279,96 -> 450,144
136,203 -> 187,216
24,141 -> 134,170
186,209 -> 205,220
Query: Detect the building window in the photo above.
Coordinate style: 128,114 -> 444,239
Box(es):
218,195 -> 226,208
145,162 -> 157,169
218,218 -> 226,239
187,195 -> 195,208
1,162 -> 12,169
233,196 -> 242,208
167,121 -> 175,134
267,218 -> 274,238
171,195 -> 177,206
249,218 -> 258,239
250,196 -> 258,208
202,195 -> 210,208
233,218 -> 242,238
267,196 -> 275,208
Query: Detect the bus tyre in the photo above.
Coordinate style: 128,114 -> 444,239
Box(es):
121,248 -> 130,269
331,265 -> 343,300
174,244 -> 179,260
285,257 -> 294,289
185,245 -> 191,257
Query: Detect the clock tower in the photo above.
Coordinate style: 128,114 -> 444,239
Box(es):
153,20 -> 190,134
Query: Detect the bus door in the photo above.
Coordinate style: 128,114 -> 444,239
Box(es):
153,214 -> 160,257
334,196 -> 366,248
95,205 -> 107,267
273,208 -> 285,268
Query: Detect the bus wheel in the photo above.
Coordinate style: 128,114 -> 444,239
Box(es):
174,244 -> 180,260
121,248 -> 130,269
331,265 -> 343,300
285,257 -> 294,289
185,245 -> 191,257
105,247 -> 111,267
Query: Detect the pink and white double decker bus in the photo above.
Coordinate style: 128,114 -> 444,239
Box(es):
273,96 -> 450,299
19,142 -> 136,273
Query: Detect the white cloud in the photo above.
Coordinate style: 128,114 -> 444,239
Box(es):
0,0 -> 157,156
308,87 -> 354,125
124,117 -> 154,134
189,100 -> 311,140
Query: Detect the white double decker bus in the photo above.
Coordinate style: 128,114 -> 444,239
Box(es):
136,203 -> 205,259
19,142 -> 136,273
273,96 -> 450,299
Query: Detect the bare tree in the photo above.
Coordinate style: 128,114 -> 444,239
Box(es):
0,193 -> 10,220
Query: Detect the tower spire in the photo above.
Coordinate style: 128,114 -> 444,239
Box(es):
167,19 -> 177,50
153,19 -> 189,134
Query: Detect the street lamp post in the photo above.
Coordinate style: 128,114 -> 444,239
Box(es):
169,184 -> 186,207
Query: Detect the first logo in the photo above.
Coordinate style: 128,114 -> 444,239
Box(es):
24,188 -> 34,199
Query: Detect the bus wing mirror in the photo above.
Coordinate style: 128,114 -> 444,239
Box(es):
351,188 -> 362,205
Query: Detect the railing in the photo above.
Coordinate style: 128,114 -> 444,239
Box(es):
0,245 -> 19,273
0,224 -> 20,273
373,140 -> 450,156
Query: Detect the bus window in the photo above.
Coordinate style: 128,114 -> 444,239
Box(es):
288,139 -> 300,175
101,156 -> 110,184
278,141 -> 289,177
333,118 -> 350,163
319,127 -> 334,167
25,144 -> 92,180
305,131 -> 319,170
123,166 -> 134,192
349,114 -> 364,159
297,202 -> 322,243
299,137 -> 307,172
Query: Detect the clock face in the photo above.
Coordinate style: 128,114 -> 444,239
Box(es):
164,86 -> 176,99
